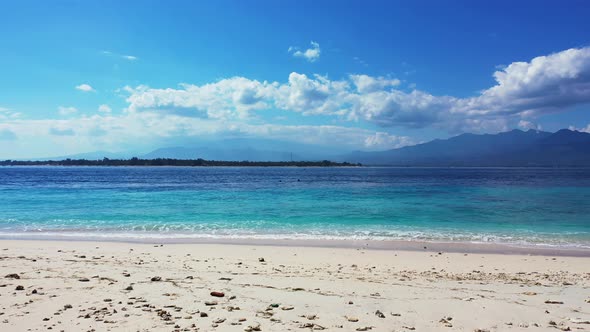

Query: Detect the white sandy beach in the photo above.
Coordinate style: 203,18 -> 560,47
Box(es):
1,240 -> 589,332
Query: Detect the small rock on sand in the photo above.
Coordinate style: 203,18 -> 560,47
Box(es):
5,273 -> 20,279
150,276 -> 162,282
210,291 -> 225,297
244,322 -> 261,331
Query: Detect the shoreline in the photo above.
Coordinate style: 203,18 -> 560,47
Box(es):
2,235 -> 589,257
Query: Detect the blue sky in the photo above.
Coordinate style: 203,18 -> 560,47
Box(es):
1,0 -> 590,158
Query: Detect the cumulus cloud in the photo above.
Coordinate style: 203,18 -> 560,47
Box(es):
4,46 -> 590,157
350,74 -> 400,93
75,84 -> 94,92
364,132 -> 413,149
461,47 -> 590,117
121,47 -> 590,133
125,77 -> 278,119
289,41 -> 321,62
58,106 -> 78,116
98,104 -> 112,113
518,120 -> 542,131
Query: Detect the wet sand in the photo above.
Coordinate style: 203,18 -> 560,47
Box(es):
1,240 -> 589,331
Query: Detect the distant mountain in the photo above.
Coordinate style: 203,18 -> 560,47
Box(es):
27,139 -> 345,162
140,138 -> 344,161
343,129 -> 590,166
33,151 -> 129,161
28,129 -> 590,166
142,146 -> 302,161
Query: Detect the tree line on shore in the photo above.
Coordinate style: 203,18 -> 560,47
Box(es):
0,157 -> 361,167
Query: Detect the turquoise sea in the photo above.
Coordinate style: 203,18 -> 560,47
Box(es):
0,166 -> 589,248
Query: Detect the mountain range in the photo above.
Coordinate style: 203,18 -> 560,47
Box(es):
36,129 -> 590,167
343,129 -> 590,166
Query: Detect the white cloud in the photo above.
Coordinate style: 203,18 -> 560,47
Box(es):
125,77 -> 278,120
121,47 -> 590,133
102,50 -> 138,61
0,112 -> 413,158
464,47 -> 590,117
518,120 -> 542,131
290,41 -> 321,62
75,84 -> 94,92
98,104 -> 112,113
58,106 -> 78,116
4,46 -> 590,158
364,132 -> 413,149
350,74 -> 400,93
569,124 -> 590,133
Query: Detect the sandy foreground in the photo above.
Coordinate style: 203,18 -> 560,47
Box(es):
0,240 -> 589,332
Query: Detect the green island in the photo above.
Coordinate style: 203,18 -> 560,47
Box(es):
0,158 -> 361,167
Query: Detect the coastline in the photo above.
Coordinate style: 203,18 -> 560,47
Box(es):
1,239 -> 589,331
1,234 -> 590,257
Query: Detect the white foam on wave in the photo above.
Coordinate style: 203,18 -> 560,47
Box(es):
0,228 -> 589,249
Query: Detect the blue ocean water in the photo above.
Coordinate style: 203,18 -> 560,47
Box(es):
0,166 -> 589,248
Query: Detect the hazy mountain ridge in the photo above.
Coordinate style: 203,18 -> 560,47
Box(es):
31,129 -> 590,166
35,139 -> 343,162
344,129 -> 590,166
